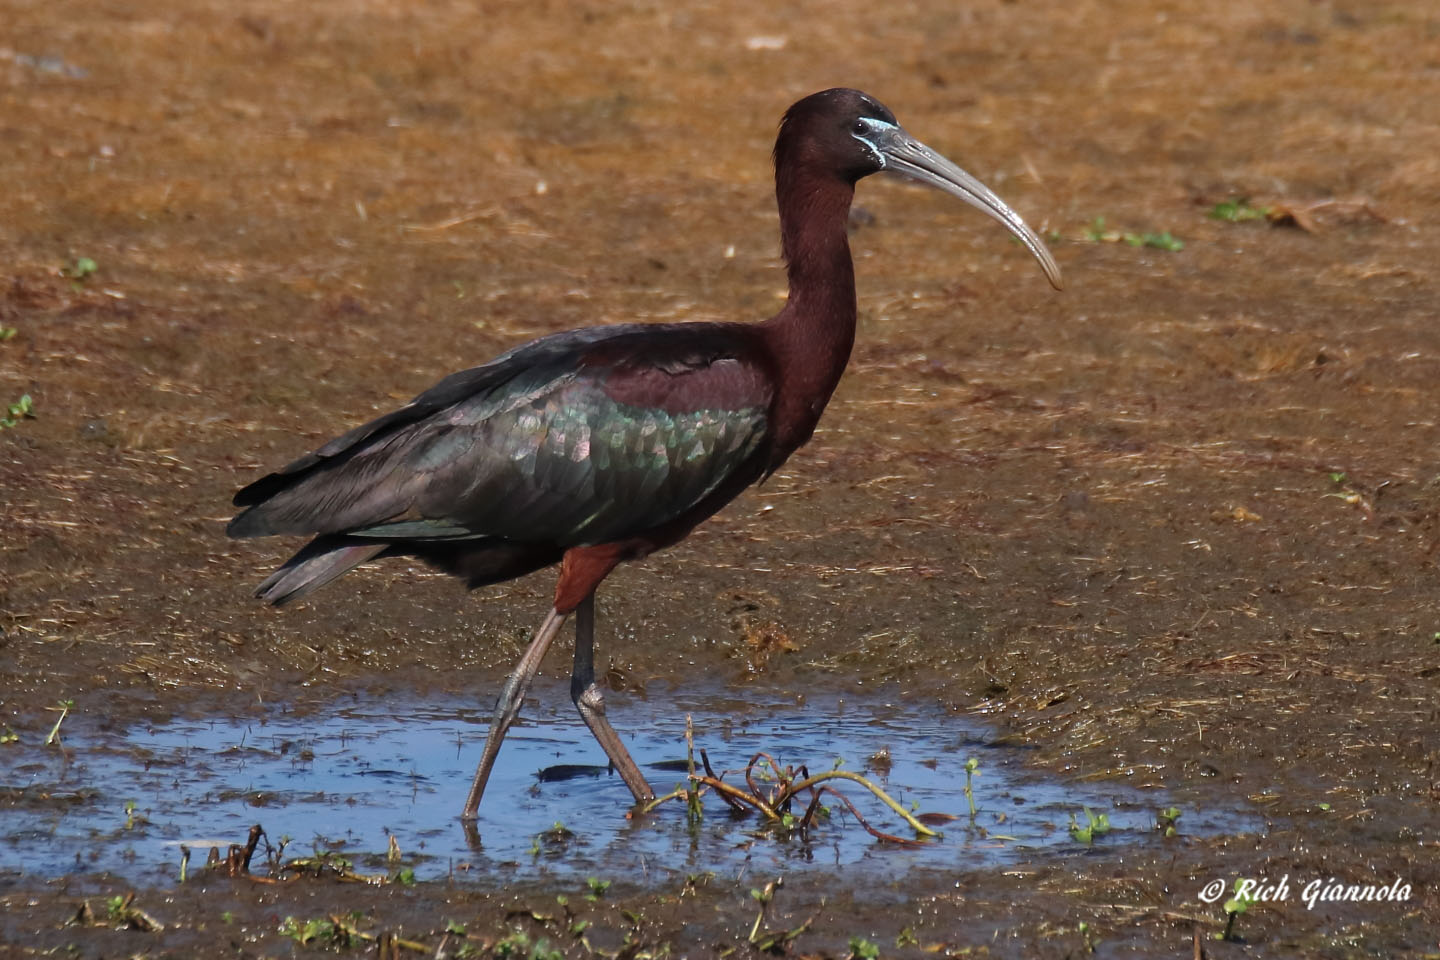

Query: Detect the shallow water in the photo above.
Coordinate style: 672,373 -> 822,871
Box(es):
2,685 -> 1257,885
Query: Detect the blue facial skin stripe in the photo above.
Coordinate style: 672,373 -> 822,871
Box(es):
852,117 -> 896,168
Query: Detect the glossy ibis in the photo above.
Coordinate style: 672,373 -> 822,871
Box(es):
228,88 -> 1061,820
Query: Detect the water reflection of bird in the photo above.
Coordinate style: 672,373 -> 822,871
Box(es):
228,88 -> 1062,820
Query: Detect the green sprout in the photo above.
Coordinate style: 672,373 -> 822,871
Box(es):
45,699 -> 74,745
494,930 -> 562,960
64,257 -> 98,281
1126,231 -> 1184,251
279,915 -> 339,946
1157,806 -> 1182,837
847,936 -> 881,960
745,877 -> 811,954
1068,807 -> 1112,844
1,394 -> 34,429
1209,198 -> 1271,222
0,327 -> 16,341
530,820 -> 572,857
1216,879 -> 1255,941
584,876 -> 610,902
1083,216 -> 1110,242
963,758 -> 980,820
1084,217 -> 1183,251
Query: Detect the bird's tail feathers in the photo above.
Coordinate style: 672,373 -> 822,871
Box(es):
255,537 -> 387,606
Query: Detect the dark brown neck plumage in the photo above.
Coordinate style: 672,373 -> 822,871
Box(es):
761,165 -> 859,457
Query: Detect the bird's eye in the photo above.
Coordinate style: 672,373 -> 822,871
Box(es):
853,119 -> 867,135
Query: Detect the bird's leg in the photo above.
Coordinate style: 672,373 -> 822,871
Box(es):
571,592 -> 654,803
461,606 -> 567,820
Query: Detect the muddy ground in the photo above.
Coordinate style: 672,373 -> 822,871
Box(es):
2,0 -> 1439,955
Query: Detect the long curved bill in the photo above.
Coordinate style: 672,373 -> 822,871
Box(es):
879,128 -> 1063,290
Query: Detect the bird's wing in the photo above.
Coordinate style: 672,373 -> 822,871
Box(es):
228,323 -> 774,547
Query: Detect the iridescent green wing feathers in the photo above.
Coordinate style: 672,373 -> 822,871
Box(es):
228,324 -> 773,548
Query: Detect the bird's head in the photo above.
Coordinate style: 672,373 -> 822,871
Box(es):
776,88 -> 1062,290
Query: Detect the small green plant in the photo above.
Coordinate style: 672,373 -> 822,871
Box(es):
1157,806 -> 1182,837
530,820 -> 572,857
1083,217 -> 1183,251
0,327 -> 16,341
963,758 -> 980,820
63,256 -> 98,281
1068,807 -> 1111,844
1216,879 -> 1254,941
1126,231 -> 1184,251
1209,198 -> 1271,222
584,876 -> 610,902
45,699 -> 74,745
1323,471 -> 1370,511
123,800 -> 138,830
1078,921 -> 1097,953
1084,216 -> 1110,242
748,879 -> 777,941
494,930 -> 562,960
393,867 -> 416,885
1,394 -> 34,429
847,936 -> 881,960
97,893 -> 162,932
0,727 -> 17,744
745,877 -> 811,951
280,915 -> 338,946
895,927 -> 918,948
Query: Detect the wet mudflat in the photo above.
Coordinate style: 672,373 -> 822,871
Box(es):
2,0 -> 1439,956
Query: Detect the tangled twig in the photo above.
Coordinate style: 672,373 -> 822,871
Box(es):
634,727 -> 947,844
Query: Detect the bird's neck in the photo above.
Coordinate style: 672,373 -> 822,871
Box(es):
762,172 -> 858,453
